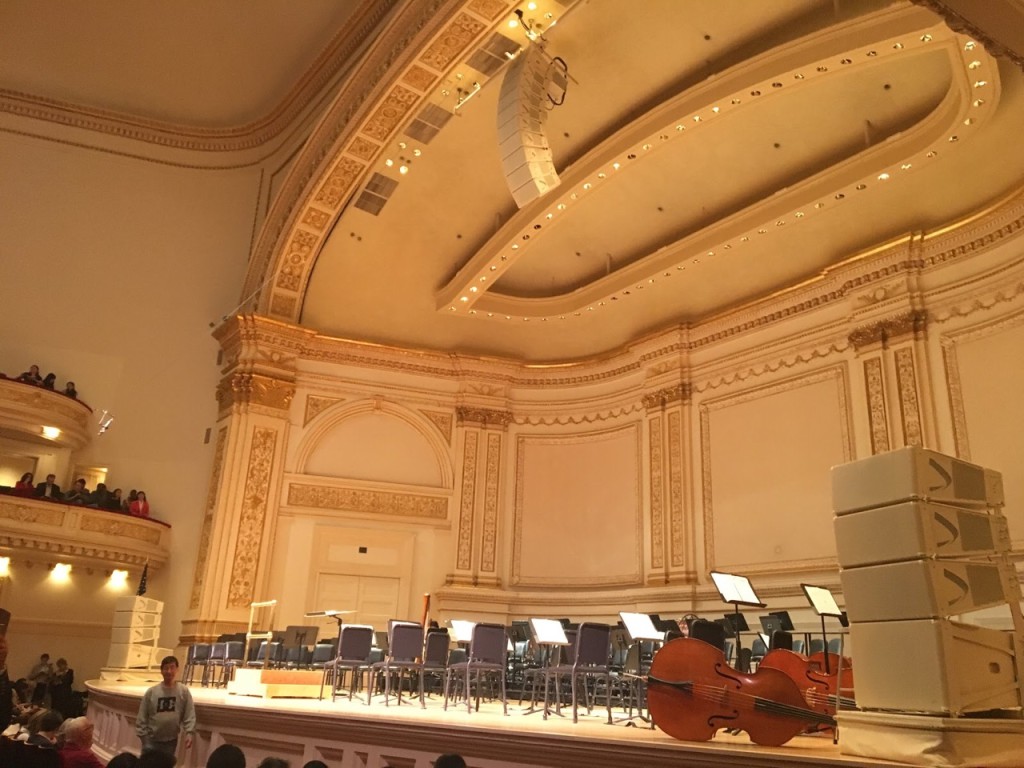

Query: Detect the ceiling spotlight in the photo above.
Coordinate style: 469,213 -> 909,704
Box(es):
42,426 -> 61,440
98,410 -> 115,435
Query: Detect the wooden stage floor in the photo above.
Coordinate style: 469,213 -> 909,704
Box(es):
87,679 -> 910,768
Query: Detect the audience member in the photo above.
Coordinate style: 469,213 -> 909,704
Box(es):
50,657 -> 75,716
34,473 -> 62,500
17,365 -> 43,385
89,483 -> 114,509
63,479 -> 90,505
42,372 -> 57,389
257,759 -> 290,768
207,744 -> 246,768
64,381 -> 78,398
109,754 -> 142,768
130,490 -> 151,518
302,762 -> 327,768
123,489 -> 138,513
136,655 -> 195,756
140,749 -> 178,768
60,717 -> 105,768
14,472 -> 35,496
0,635 -> 11,731
25,708 -> 63,748
107,487 -> 125,511
27,652 -> 53,704
435,756 -> 467,768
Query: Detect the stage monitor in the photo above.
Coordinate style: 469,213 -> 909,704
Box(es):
802,583 -> 844,617
710,571 -> 765,607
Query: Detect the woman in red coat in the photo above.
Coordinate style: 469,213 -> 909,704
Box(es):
14,472 -> 35,496
129,490 -> 150,518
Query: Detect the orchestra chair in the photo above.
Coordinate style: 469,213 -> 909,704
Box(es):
689,619 -> 727,652
419,629 -> 452,707
218,639 -> 247,685
202,641 -> 227,687
750,636 -> 768,669
182,642 -> 211,685
828,637 -> 844,655
770,630 -> 794,651
809,638 -> 826,655
522,628 -> 576,711
444,622 -> 508,715
310,641 -> 334,671
324,625 -> 374,702
542,622 -> 613,724
367,622 -> 424,706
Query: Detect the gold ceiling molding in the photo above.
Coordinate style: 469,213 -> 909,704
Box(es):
287,482 -> 448,520
911,0 -> 1024,70
642,384 -> 691,410
305,394 -> 344,425
216,372 -> 296,414
848,309 -> 929,350
227,426 -> 278,609
0,1 -> 397,155
455,406 -> 513,427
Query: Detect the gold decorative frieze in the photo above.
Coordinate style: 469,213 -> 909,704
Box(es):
276,229 -> 320,291
287,483 -> 447,520
192,426 -> 228,609
942,341 -> 971,459
301,207 -> 331,231
456,432 -> 479,570
468,0 -> 510,21
649,415 -> 665,569
227,427 -> 278,608
79,514 -> 161,545
419,13 -> 487,72
362,85 -> 420,142
217,372 -> 295,413
401,65 -> 437,92
456,406 -> 513,427
863,357 -> 890,454
305,395 -> 343,425
421,409 -> 454,442
313,157 -> 366,209
0,501 -> 66,527
642,383 -> 691,410
347,136 -> 380,162
667,410 -> 685,568
270,293 -> 297,318
481,432 -> 502,572
894,347 -> 924,447
849,309 -> 928,351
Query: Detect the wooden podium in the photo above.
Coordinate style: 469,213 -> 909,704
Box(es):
227,668 -> 323,699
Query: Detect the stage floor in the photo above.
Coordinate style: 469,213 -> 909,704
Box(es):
87,678 -> 909,768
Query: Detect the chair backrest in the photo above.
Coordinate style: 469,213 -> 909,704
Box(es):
574,622 -> 611,667
189,642 -> 211,662
468,623 -> 507,664
311,643 -> 334,665
338,625 -> 375,661
561,629 -> 578,664
770,630 -> 793,651
809,638 -> 826,655
223,641 -> 245,661
423,630 -> 451,665
208,642 -> 227,662
689,619 -> 726,653
388,623 -> 425,661
828,637 -> 843,654
751,637 -> 768,658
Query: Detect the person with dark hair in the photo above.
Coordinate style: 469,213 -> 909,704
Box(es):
63,478 -> 90,505
302,762 -> 327,768
64,381 -> 78,398
130,490 -> 151,517
42,372 -> 57,389
108,754 -> 142,768
435,756 -> 467,768
257,758 -> 290,768
49,657 -> 75,716
207,743 -> 246,768
26,708 -> 63,747
0,635 -> 12,732
16,365 -> 43,385
136,656 -> 195,757
34,473 -> 62,500
14,472 -> 34,496
140,748 -> 178,768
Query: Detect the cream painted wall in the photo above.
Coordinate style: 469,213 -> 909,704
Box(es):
0,129 -> 260,675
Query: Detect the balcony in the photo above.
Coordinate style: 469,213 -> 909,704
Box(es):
0,375 -> 93,450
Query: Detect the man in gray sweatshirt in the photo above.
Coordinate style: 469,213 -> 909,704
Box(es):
136,655 -> 196,757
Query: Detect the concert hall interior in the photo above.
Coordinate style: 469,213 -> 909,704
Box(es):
2,1 -> 1024,767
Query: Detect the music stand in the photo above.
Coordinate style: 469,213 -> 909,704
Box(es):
711,571 -> 765,672
758,614 -> 785,647
450,619 -> 476,645
282,625 -> 319,666
801,584 -> 844,674
618,612 -> 664,727
304,609 -> 354,699
769,610 -> 795,631
524,618 -> 570,717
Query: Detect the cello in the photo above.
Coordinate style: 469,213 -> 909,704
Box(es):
758,648 -> 855,725
647,638 -> 835,746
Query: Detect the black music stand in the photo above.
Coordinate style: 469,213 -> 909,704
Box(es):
305,609 -> 354,699
710,571 -> 765,673
801,584 -> 845,674
282,625 -> 319,666
522,618 -> 570,717
618,612 -> 663,727
769,610 -> 795,631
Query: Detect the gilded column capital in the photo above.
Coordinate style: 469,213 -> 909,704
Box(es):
213,314 -> 317,379
456,406 -> 513,428
848,309 -> 928,351
216,372 -> 295,413
642,383 -> 691,410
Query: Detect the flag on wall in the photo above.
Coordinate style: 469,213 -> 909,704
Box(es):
136,562 -> 149,596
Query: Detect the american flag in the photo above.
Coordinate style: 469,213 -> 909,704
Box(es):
136,562 -> 149,596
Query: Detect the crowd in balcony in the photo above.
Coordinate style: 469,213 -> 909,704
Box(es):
5,473 -> 153,518
1,363 -> 79,400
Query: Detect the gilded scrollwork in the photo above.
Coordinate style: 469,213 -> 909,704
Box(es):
942,341 -> 972,459
287,483 -> 447,519
421,409 -> 454,442
191,426 -> 227,609
642,384 -> 691,410
649,415 -> 664,569
227,427 -> 278,608
863,357 -> 890,454
217,373 -> 295,413
667,410 -> 685,567
79,514 -> 161,545
456,432 -> 478,570
481,432 -> 501,572
456,406 -> 513,427
305,395 -> 342,425
419,13 -> 487,72
275,230 -> 320,291
894,347 -> 923,447
848,309 -> 928,351
0,501 -> 65,527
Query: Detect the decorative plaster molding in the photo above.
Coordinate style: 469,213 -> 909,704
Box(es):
894,347 -> 924,447
227,427 -> 278,608
191,426 -> 228,610
941,340 -> 971,460
287,483 -> 447,519
848,309 -> 928,351
456,432 -> 478,571
0,501 -> 66,527
217,372 -> 296,413
649,415 -> 665,570
456,406 -> 513,427
642,383 -> 691,410
863,356 -> 891,454
304,394 -> 343,425
481,432 -> 501,573
910,0 -> 1024,70
667,410 -> 685,568
79,515 -> 161,545
420,409 -> 454,442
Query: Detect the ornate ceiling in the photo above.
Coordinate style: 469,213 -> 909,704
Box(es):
5,0 -> 1024,362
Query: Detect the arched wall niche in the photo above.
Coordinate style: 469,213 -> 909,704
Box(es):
295,399 -> 453,489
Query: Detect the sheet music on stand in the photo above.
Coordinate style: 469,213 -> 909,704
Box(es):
801,583 -> 844,679
528,618 -> 568,645
450,619 -> 477,644
618,612 -> 664,642
710,571 -> 766,607
616,612 -> 663,728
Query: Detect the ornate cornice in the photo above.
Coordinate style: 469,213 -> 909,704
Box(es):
456,406 -> 513,427
641,383 -> 691,410
287,482 -> 448,520
848,309 -> 928,351
216,372 -> 296,413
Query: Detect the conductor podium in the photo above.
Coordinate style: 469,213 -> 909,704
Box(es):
832,447 -> 1024,766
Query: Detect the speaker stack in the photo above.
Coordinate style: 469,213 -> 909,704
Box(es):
831,447 -> 1024,766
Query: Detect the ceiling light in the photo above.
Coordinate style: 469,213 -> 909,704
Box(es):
109,569 -> 129,588
612,163 -> 620,170
964,41 -> 976,51
508,19 -> 517,28
0,556 -> 9,577
385,158 -> 394,167
901,163 -> 912,170
968,61 -> 981,70
399,165 -> 409,174
398,141 -> 407,149
527,2 -> 537,10
470,286 -> 478,293
50,562 -> 72,582
583,183 -> 592,190
460,296 -> 469,302
42,426 -> 61,440
413,149 -> 422,156
490,265 -> 497,271
920,34 -> 932,42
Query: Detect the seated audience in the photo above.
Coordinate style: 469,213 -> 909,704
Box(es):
140,749 -> 178,768
88,483 -> 114,509
60,716 -> 105,768
42,372 -> 57,390
302,762 -> 327,768
14,472 -> 35,496
63,479 -> 90,505
123,489 -> 138,513
435,756 -> 467,768
34,474 -> 62,500
107,487 -> 124,511
109,754 -> 142,768
17,365 -> 43,385
258,759 -> 290,768
64,381 -> 78,399
26,708 -> 63,748
0,635 -> 11,732
207,744 -> 246,768
130,490 -> 151,518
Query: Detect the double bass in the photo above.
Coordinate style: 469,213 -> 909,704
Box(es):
647,638 -> 835,746
758,648 -> 855,726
